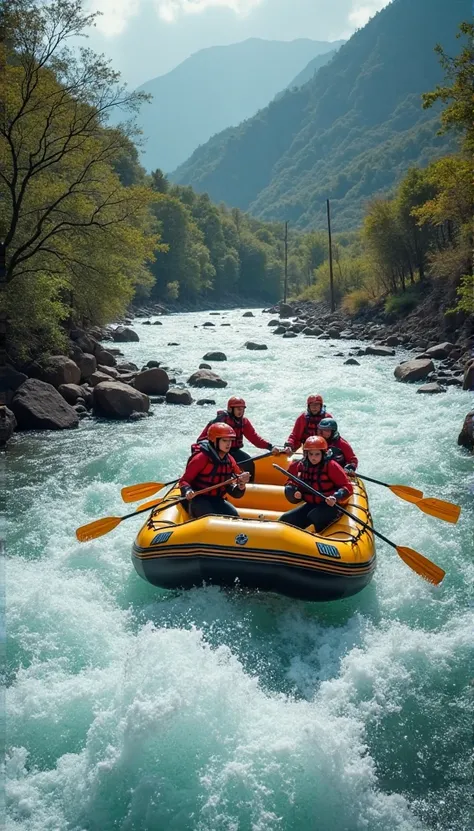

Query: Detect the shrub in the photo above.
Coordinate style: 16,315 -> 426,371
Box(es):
341,289 -> 373,315
384,286 -> 422,317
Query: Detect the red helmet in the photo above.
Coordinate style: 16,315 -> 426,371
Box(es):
227,396 -> 246,410
303,435 -> 328,453
307,394 -> 323,408
208,422 -> 236,444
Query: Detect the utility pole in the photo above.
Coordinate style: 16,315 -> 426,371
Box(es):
326,199 -> 335,313
283,220 -> 288,303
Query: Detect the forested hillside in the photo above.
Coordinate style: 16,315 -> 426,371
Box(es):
136,38 -> 341,174
172,0 -> 470,231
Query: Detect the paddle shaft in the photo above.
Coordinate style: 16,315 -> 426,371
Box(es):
356,472 -> 399,489
275,464 -> 396,550
137,475 -> 242,518
155,450 -> 274,490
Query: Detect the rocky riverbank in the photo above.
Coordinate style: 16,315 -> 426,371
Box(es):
1,299 -> 472,451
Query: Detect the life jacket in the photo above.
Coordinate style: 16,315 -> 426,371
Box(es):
302,406 -> 327,442
297,456 -> 335,504
189,440 -> 235,497
213,410 -> 244,449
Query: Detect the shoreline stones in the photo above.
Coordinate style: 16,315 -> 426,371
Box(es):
394,359 -> 434,383
134,368 -> 169,396
187,369 -> 227,388
12,379 -> 79,430
93,381 -> 150,419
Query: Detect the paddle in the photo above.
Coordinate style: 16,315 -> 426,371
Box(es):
76,476 -> 240,543
354,472 -> 461,523
120,449 -> 277,503
273,464 -> 445,585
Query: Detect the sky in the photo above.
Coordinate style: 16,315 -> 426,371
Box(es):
85,0 -> 391,87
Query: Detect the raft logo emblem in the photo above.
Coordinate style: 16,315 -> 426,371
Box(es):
151,531 -> 173,545
235,533 -> 248,546
317,542 -> 340,559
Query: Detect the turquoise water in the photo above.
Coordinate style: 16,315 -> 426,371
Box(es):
5,310 -> 473,830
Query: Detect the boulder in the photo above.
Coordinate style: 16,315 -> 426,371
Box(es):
385,335 -> 400,346
339,330 -> 355,339
245,342 -> 268,350
187,369 -> 227,388
282,331 -> 298,338
220,324 -> 231,327
41,355 -> 81,388
117,361 -> 139,373
279,303 -> 294,318
242,311 -> 254,317
203,322 -> 215,327
97,365 -> 119,379
142,320 -> 152,325
134,368 -> 170,395
443,377 -> 463,387
424,342 -> 454,359
199,363 -> 212,369
76,333 -> 98,355
463,360 -> 474,391
416,383 -> 447,394
58,383 -> 85,405
166,388 -> 193,405
112,326 -> 139,343
168,342 -> 180,346
93,381 -> 150,419
95,349 -> 117,368
267,319 -> 280,327
153,320 -> 163,325
89,370 -> 114,387
76,352 -> 97,380
202,351 -> 227,361
196,398 -> 216,405
12,379 -> 79,430
365,345 -> 396,357
394,359 -> 434,383
279,320 -> 292,328
0,406 -> 17,445
146,360 -> 161,369
457,410 -> 474,452
272,326 -> 287,335
344,358 -> 360,365
0,365 -> 27,395
327,328 -> 341,339
79,385 -> 93,408
303,326 -> 324,336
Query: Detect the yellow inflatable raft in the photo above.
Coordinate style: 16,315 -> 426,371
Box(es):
132,455 -> 376,602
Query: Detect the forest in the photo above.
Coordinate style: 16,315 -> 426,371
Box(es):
2,0 -> 472,362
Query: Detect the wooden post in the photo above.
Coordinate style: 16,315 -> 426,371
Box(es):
326,199 -> 335,313
283,220 -> 288,303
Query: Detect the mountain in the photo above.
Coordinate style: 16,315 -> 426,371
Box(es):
136,39 -> 343,174
172,0 -> 469,231
286,49 -> 338,90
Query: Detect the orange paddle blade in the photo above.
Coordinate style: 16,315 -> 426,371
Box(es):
416,498 -> 461,524
76,515 -> 122,543
389,484 -> 424,503
396,546 -> 445,585
121,481 -> 167,503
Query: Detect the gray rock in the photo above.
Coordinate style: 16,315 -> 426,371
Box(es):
267,319 -> 280,327
97,365 -> 119,379
327,328 -> 341,339
117,361 -> 139,373
12,379 -> 79,430
89,370 -> 115,387
142,320 -> 152,325
168,342 -> 180,346
166,388 -> 193,405
203,322 -> 215,327
187,369 -> 227,388
42,356 -> 81,388
58,383 -> 85,405
417,383 -> 447,394
385,335 -> 400,346
146,360 -> 161,369
220,324 -> 231,327
245,342 -> 268,350
0,365 -> 27,394
112,326 -> 139,343
443,377 -> 463,386
365,345 -> 396,357
196,398 -> 216,406
463,360 -> 474,391
458,409 -> 474,452
93,381 -> 150,419
79,386 -> 93,408
344,358 -> 360,365
425,342 -> 454,359
303,326 -> 324,336
282,331 -> 298,338
153,320 -> 163,325
134,368 -> 170,395
279,303 -> 295,318
76,352 -> 97,380
95,349 -> 117,368
202,351 -> 227,361
339,330 -> 355,339
76,334 -> 98,355
0,406 -> 17,445
272,326 -> 287,335
199,363 -> 212,369
242,311 -> 254,317
394,359 -> 435,383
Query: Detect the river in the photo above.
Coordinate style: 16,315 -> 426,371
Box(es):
5,309 -> 473,831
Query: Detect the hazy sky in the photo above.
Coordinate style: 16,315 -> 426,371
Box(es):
85,0 -> 391,87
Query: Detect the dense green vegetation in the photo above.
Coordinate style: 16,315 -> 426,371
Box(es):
294,22 -> 474,317
136,38 -> 341,175
173,0 -> 470,231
